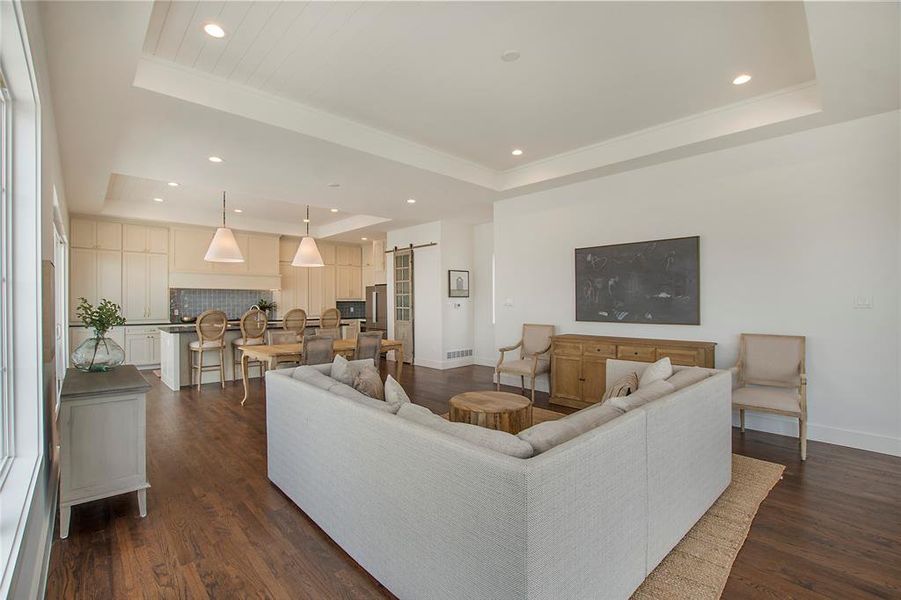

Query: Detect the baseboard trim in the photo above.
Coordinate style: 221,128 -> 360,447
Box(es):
733,411 -> 901,457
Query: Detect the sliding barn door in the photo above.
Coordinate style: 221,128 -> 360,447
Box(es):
393,248 -> 414,364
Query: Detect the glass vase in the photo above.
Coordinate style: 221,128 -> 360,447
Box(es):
71,335 -> 126,372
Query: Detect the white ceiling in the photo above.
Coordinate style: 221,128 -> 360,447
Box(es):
142,1 -> 816,170
38,1 -> 899,239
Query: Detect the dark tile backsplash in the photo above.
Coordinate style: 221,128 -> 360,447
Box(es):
170,289 -> 274,322
336,300 -> 365,319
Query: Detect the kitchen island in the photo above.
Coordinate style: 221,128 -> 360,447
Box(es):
158,319 -> 361,391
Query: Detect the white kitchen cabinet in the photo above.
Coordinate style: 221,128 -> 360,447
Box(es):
212,233 -> 250,274
319,242 -> 336,265
336,245 -> 361,266
125,327 -> 160,367
170,227 -> 214,273
71,218 -> 122,250
124,224 -> 168,254
248,235 -> 280,275
308,265 -> 336,315
70,248 -> 122,322
123,252 -> 169,322
336,265 -> 363,300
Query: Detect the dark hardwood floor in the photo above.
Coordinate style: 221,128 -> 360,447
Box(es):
46,364 -> 901,599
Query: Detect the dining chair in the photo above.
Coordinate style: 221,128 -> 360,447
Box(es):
232,308 -> 267,379
302,335 -> 335,366
354,330 -> 384,369
732,333 -> 808,460
283,308 -> 307,342
315,327 -> 341,341
344,320 -> 361,341
190,310 -> 228,391
268,330 -> 302,368
496,323 -> 555,402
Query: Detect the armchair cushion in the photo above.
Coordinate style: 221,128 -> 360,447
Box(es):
496,358 -> 549,376
733,385 -> 801,416
742,335 -> 803,387
522,324 -> 554,357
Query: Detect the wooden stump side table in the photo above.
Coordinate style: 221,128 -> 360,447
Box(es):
448,391 -> 533,434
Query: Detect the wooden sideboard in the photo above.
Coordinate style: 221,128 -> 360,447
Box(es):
549,334 -> 716,409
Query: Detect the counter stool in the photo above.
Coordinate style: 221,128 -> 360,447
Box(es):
320,307 -> 341,330
190,310 -> 227,391
233,308 -> 267,379
283,308 -> 307,342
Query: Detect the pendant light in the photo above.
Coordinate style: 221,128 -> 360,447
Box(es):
204,191 -> 244,263
292,205 -> 324,267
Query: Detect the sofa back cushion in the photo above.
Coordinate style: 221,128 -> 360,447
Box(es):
666,366 -> 710,390
397,403 -> 534,458
517,403 -> 624,455
609,380 -> 675,412
292,365 -> 340,391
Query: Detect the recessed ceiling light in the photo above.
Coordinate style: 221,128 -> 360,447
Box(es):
732,74 -> 752,85
203,23 -> 226,39
501,50 -> 520,63
167,181 -> 179,187
208,156 -> 223,163
153,197 -> 164,203
233,208 -> 242,213
330,208 -> 339,213
327,182 -> 341,188
407,198 -> 416,204
511,149 -> 523,156
361,237 -> 368,241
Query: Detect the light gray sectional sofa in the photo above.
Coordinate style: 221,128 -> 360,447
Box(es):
266,359 -> 732,600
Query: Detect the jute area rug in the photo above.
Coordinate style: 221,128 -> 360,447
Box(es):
444,405 -> 785,599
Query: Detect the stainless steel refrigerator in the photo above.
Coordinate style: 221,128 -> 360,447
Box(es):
365,284 -> 388,331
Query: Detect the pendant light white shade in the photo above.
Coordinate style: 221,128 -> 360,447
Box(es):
205,191 -> 245,263
292,236 -> 324,267
205,227 -> 244,262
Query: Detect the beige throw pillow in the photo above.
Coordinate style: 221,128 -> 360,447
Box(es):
602,372 -> 639,401
330,354 -> 355,385
638,357 -> 673,388
352,367 -> 384,400
384,375 -> 411,411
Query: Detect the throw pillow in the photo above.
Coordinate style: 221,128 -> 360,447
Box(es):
330,354 -> 354,385
609,380 -> 674,411
352,367 -> 384,400
638,357 -> 673,388
384,375 -> 411,411
601,372 -> 639,401
666,366 -> 710,391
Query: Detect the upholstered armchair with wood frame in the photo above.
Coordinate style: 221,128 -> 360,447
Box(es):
731,333 -> 808,460
496,324 -> 555,402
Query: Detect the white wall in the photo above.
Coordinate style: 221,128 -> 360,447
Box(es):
387,222 -> 443,368
473,222 -> 495,366
493,110 -> 901,456
440,221 -> 474,367
8,2 -> 70,598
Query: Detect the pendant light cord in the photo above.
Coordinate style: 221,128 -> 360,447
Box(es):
306,205 -> 310,236
222,191 -> 227,227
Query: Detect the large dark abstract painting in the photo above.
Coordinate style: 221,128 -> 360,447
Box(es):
575,236 -> 700,325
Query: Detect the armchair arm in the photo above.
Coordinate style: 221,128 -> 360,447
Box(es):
728,365 -> 741,390
496,340 -> 522,370
522,342 -> 553,375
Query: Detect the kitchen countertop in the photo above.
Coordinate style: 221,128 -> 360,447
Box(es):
157,318 -> 364,334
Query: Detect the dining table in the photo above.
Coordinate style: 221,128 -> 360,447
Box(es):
238,338 -> 405,405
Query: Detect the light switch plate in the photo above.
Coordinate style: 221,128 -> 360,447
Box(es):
853,295 -> 874,309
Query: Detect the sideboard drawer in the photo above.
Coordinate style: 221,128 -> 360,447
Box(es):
657,347 -> 703,366
583,342 -> 616,358
553,341 -> 583,356
617,345 -> 656,362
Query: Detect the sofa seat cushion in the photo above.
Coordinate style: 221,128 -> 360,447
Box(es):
384,375 -> 411,412
518,403 -> 624,454
638,357 -> 673,388
497,358 -> 549,375
732,385 -> 801,416
609,380 -> 674,411
397,403 -> 534,458
666,366 -> 711,391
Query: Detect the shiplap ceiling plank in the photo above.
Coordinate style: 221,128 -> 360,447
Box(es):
153,0 -> 200,62
192,1 -> 255,73
227,1 -> 311,86
173,1 -> 227,66
142,0 -> 171,55
208,2 -> 281,79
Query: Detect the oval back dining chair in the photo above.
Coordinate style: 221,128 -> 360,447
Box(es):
191,310 -> 228,391
283,308 -> 307,342
233,308 -> 268,379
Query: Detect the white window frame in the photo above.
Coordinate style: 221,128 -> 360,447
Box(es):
0,58 -> 11,482
0,0 -> 45,595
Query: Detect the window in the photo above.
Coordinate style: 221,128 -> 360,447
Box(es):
0,71 -> 10,480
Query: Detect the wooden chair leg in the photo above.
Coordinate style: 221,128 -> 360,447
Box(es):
740,409 -> 745,433
530,375 -> 536,403
495,370 -> 500,391
219,349 -> 225,389
800,417 -> 807,461
197,350 -> 203,391
520,375 -> 525,395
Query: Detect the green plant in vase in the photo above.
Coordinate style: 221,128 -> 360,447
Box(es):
256,298 -> 276,318
71,297 -> 127,372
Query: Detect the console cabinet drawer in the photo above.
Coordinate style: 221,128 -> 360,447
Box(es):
657,347 -> 703,366
583,342 -> 616,358
617,345 -> 656,362
553,341 -> 583,357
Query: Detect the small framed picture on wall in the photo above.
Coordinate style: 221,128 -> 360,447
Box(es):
448,270 -> 470,298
